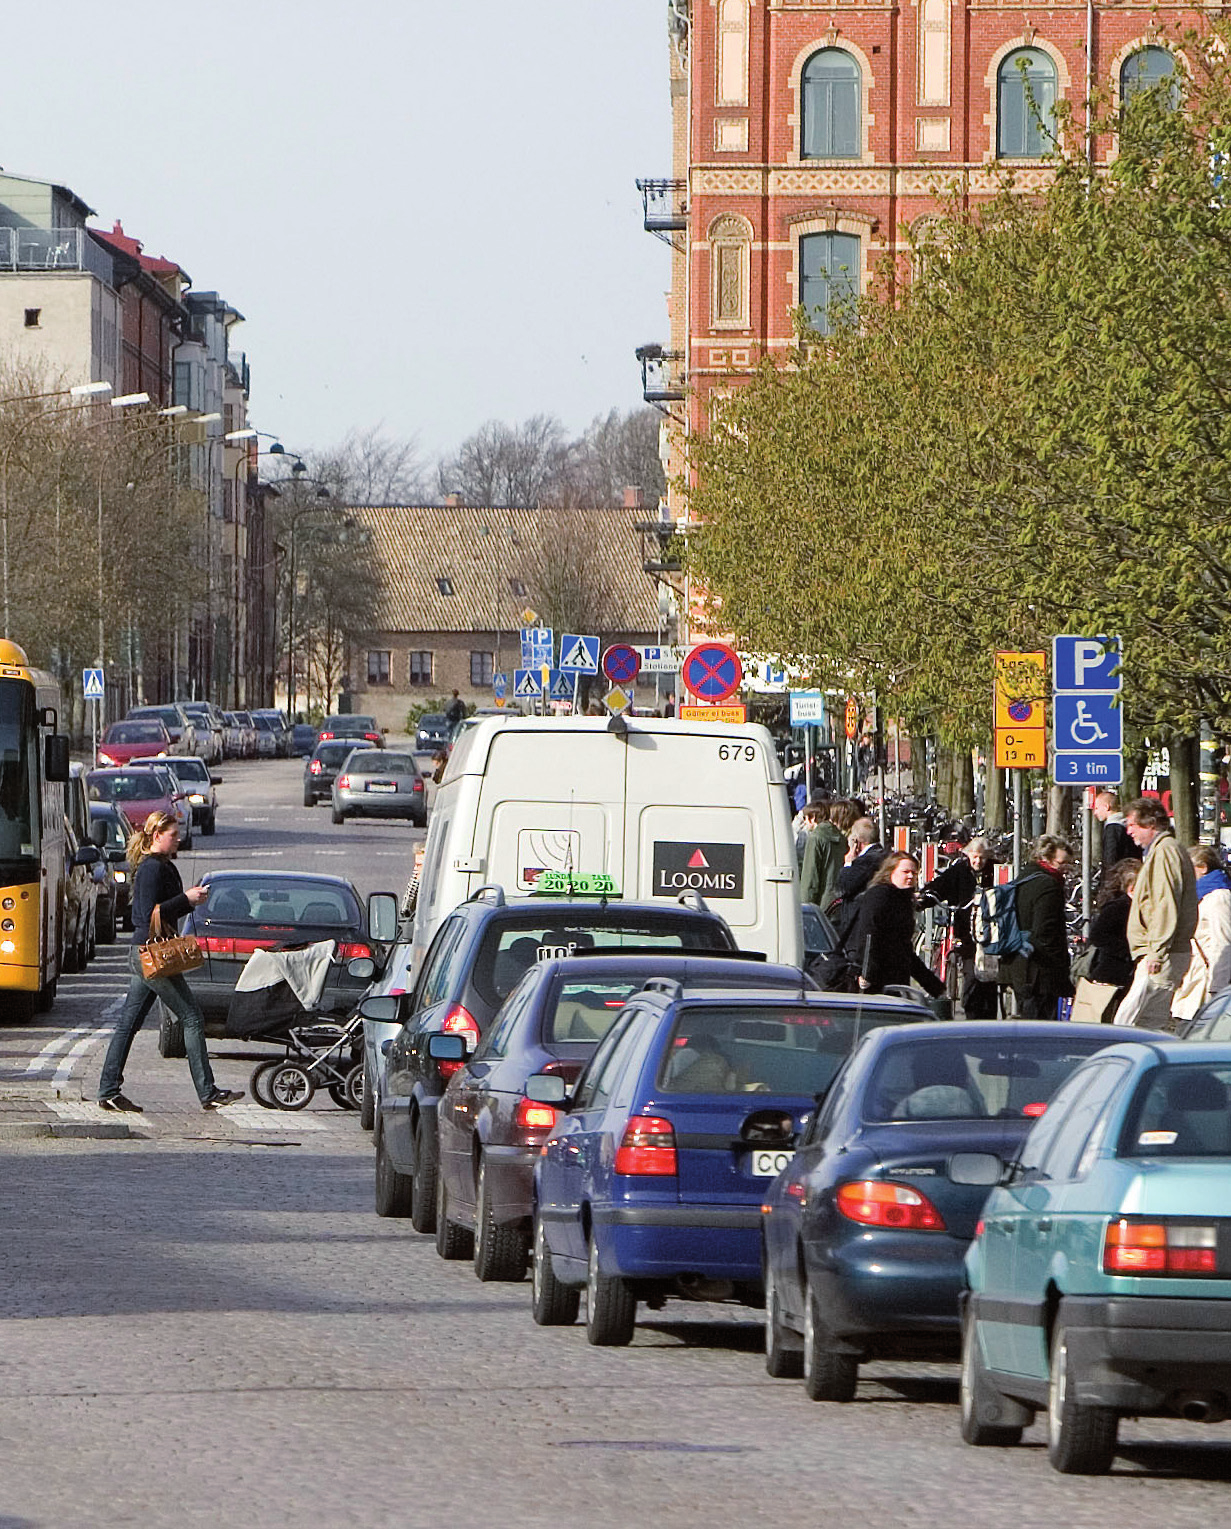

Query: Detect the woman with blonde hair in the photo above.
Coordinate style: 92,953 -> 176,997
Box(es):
96,811 -> 242,1112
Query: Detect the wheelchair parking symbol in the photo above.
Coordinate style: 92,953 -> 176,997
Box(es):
1054,694 -> 1121,753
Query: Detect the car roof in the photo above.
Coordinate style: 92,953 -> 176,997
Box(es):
459,896 -> 731,926
87,766 -> 164,778
1115,1039 -> 1231,1065
669,987 -> 925,1010
859,1019 -> 1135,1045
530,954 -> 806,984
204,869 -> 359,888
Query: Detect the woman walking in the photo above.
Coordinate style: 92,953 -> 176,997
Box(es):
97,811 -> 242,1113
844,851 -> 946,997
1075,858 -> 1140,1023
1171,847 -> 1231,1027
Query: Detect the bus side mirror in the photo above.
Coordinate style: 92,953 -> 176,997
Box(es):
45,735 -> 70,782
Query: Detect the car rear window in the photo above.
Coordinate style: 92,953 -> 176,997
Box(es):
1119,1064 -> 1231,1157
106,722 -> 164,743
863,1035 -> 1115,1123
88,772 -> 163,802
473,915 -> 734,1006
163,759 -> 209,783
349,752 -> 413,774
656,1003 -> 909,1096
548,981 -> 643,1043
314,742 -> 369,766
90,807 -> 130,849
201,879 -> 360,928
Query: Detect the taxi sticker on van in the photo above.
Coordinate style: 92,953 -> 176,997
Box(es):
653,841 -> 745,899
533,872 -> 620,896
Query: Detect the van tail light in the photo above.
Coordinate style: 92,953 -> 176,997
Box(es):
337,775 -> 350,789
614,1115 -> 677,1176
336,942 -> 372,962
515,1097 -> 559,1133
309,760 -> 323,775
836,1179 -> 946,1231
1103,1219 -> 1219,1276
438,1004 -> 480,1080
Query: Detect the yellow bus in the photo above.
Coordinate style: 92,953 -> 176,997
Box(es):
0,640 -> 71,1021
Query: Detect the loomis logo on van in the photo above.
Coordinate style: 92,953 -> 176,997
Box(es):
652,841 -> 745,900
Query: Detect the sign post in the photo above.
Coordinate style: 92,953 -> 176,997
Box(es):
83,667 -> 104,765
1053,634 -> 1124,934
994,652 -> 1047,876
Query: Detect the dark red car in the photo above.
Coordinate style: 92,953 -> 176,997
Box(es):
96,719 -> 173,768
86,768 -> 180,838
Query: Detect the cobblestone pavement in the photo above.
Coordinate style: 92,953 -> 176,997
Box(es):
1,762 -> 1229,1527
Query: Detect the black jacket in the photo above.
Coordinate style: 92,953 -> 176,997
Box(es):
1088,894 -> 1134,987
923,855 -> 994,956
843,883 -> 944,996
835,843 -> 887,903
131,854 -> 192,944
1100,818 -> 1140,871
1001,863 -> 1073,998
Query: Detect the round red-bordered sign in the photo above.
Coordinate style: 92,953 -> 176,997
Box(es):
602,644 -> 641,684
682,642 -> 743,703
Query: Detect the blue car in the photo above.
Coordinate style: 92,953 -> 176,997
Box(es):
961,1039 -> 1231,1474
760,1021 -> 1131,1400
529,985 -> 934,1345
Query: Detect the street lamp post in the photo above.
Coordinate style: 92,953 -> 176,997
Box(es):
281,485 -> 333,718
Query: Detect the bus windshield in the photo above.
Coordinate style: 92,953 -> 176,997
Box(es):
0,679 -> 38,871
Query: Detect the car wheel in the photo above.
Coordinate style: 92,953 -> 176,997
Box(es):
343,1062 -> 364,1112
182,827 -> 193,850
531,1207 -> 579,1326
473,1155 -> 529,1281
202,813 -> 216,837
1047,1324 -> 1118,1474
764,1261 -> 803,1379
269,1062 -> 314,1110
359,1060 -> 375,1131
250,1059 -> 282,1109
331,808 -> 344,825
585,1231 -> 636,1346
303,788 -> 315,808
409,1117 -> 438,1233
960,1309 -> 1026,1446
802,1282 -> 858,1402
374,1120 -> 413,1217
435,1172 -> 474,1261
158,1008 -> 186,1059
96,904 -> 116,945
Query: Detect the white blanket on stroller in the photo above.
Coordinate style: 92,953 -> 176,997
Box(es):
234,940 -> 336,1010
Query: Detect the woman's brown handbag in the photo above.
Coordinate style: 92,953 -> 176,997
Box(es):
139,905 -> 204,981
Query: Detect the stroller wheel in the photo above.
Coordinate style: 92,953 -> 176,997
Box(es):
269,1061 -> 315,1111
251,1060 -> 282,1110
344,1062 -> 364,1111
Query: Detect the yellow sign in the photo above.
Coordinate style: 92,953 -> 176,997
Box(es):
520,607 -> 539,626
994,650 -> 1047,770
995,729 -> 1047,770
603,686 -> 631,714
679,704 -> 748,724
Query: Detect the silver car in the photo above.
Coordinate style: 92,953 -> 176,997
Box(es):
331,748 -> 427,826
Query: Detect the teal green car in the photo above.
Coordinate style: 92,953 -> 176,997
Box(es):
958,1039 -> 1231,1475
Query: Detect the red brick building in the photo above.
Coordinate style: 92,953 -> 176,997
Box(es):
646,2 -> 1205,554
89,221 -> 188,406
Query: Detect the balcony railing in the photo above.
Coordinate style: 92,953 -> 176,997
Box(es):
636,344 -> 685,404
637,178 -> 688,236
0,226 -> 113,281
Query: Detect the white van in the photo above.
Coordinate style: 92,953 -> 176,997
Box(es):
413,715 -> 802,966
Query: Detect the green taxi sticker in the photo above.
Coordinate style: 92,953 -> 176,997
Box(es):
533,871 -> 620,897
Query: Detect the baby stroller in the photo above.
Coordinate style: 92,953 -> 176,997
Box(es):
225,940 -> 363,1111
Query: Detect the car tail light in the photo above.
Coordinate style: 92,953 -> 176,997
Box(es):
309,760 -> 322,775
437,1004 -> 480,1080
1022,1102 -> 1047,1117
337,775 -> 350,789
836,1179 -> 946,1231
614,1115 -> 677,1176
412,778 -> 424,791
336,942 -> 372,962
98,752 -> 117,766
320,730 -> 335,739
515,1097 -> 558,1133
365,732 -> 380,742
1103,1219 -> 1219,1276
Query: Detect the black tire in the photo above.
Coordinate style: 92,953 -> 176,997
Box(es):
435,1173 -> 474,1261
269,1062 -> 314,1110
34,981 -> 55,1015
344,1062 -> 364,1112
802,1283 -> 859,1402
1047,1324 -> 1118,1474
96,903 -> 117,945
61,933 -> 79,975
331,807 -> 344,825
202,813 -> 216,837
8,990 -> 37,1023
409,1117 -> 438,1233
374,1121 -> 413,1217
473,1154 -> 529,1281
359,1059 -> 375,1131
250,1059 -> 282,1109
303,789 -> 315,808
158,1008 -> 187,1059
531,1208 -> 579,1326
327,1082 -> 355,1110
764,1261 -> 804,1379
585,1232 -> 636,1346
960,1309 -> 1026,1446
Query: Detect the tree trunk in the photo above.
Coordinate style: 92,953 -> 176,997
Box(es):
985,761 -> 1006,831
1169,735 -> 1198,845
1123,749 -> 1145,805
1046,784 -> 1073,838
936,746 -> 953,815
952,748 -> 975,819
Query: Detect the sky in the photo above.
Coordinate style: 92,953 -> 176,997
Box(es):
1,1 -> 672,466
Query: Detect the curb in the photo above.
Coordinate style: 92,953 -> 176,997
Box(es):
0,1118 -> 133,1141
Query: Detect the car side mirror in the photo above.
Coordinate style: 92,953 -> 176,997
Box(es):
359,995 -> 400,1023
427,1033 -> 466,1062
89,821 -> 108,848
525,1073 -> 568,1105
210,775 -> 222,786
347,956 -> 376,980
948,1151 -> 1004,1187
367,891 -> 399,944
74,843 -> 102,867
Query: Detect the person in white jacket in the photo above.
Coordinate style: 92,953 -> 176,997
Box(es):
1172,847 -> 1231,1025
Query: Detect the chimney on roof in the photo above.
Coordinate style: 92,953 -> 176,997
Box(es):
444,493 -> 461,507
623,486 -> 644,510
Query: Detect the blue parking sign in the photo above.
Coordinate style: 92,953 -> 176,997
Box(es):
1052,634 -> 1122,692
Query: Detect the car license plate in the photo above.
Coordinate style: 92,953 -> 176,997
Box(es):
366,782 -> 397,793
750,1150 -> 793,1177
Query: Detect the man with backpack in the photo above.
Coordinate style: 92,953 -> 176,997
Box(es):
999,835 -> 1075,1018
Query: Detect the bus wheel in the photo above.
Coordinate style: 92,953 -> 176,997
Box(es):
35,981 -> 56,1014
8,991 -> 37,1023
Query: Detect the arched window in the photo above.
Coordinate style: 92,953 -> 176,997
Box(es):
1121,47 -> 1176,107
800,232 -> 860,335
801,50 -> 861,159
997,48 -> 1057,158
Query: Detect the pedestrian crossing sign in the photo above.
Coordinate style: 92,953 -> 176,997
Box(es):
548,669 -> 574,701
83,668 -> 104,701
559,633 -> 599,674
513,668 -> 543,699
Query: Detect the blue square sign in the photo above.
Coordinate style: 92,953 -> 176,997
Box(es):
1054,693 -> 1122,754
1052,634 -> 1122,693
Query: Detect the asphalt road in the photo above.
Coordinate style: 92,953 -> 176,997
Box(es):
1,760 -> 1230,1527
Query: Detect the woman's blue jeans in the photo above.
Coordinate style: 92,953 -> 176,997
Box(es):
98,945 -> 217,1103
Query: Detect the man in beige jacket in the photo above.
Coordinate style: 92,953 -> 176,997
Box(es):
1114,798 -> 1198,1030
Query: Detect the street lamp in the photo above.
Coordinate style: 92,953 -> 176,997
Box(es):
281,487 -> 333,717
